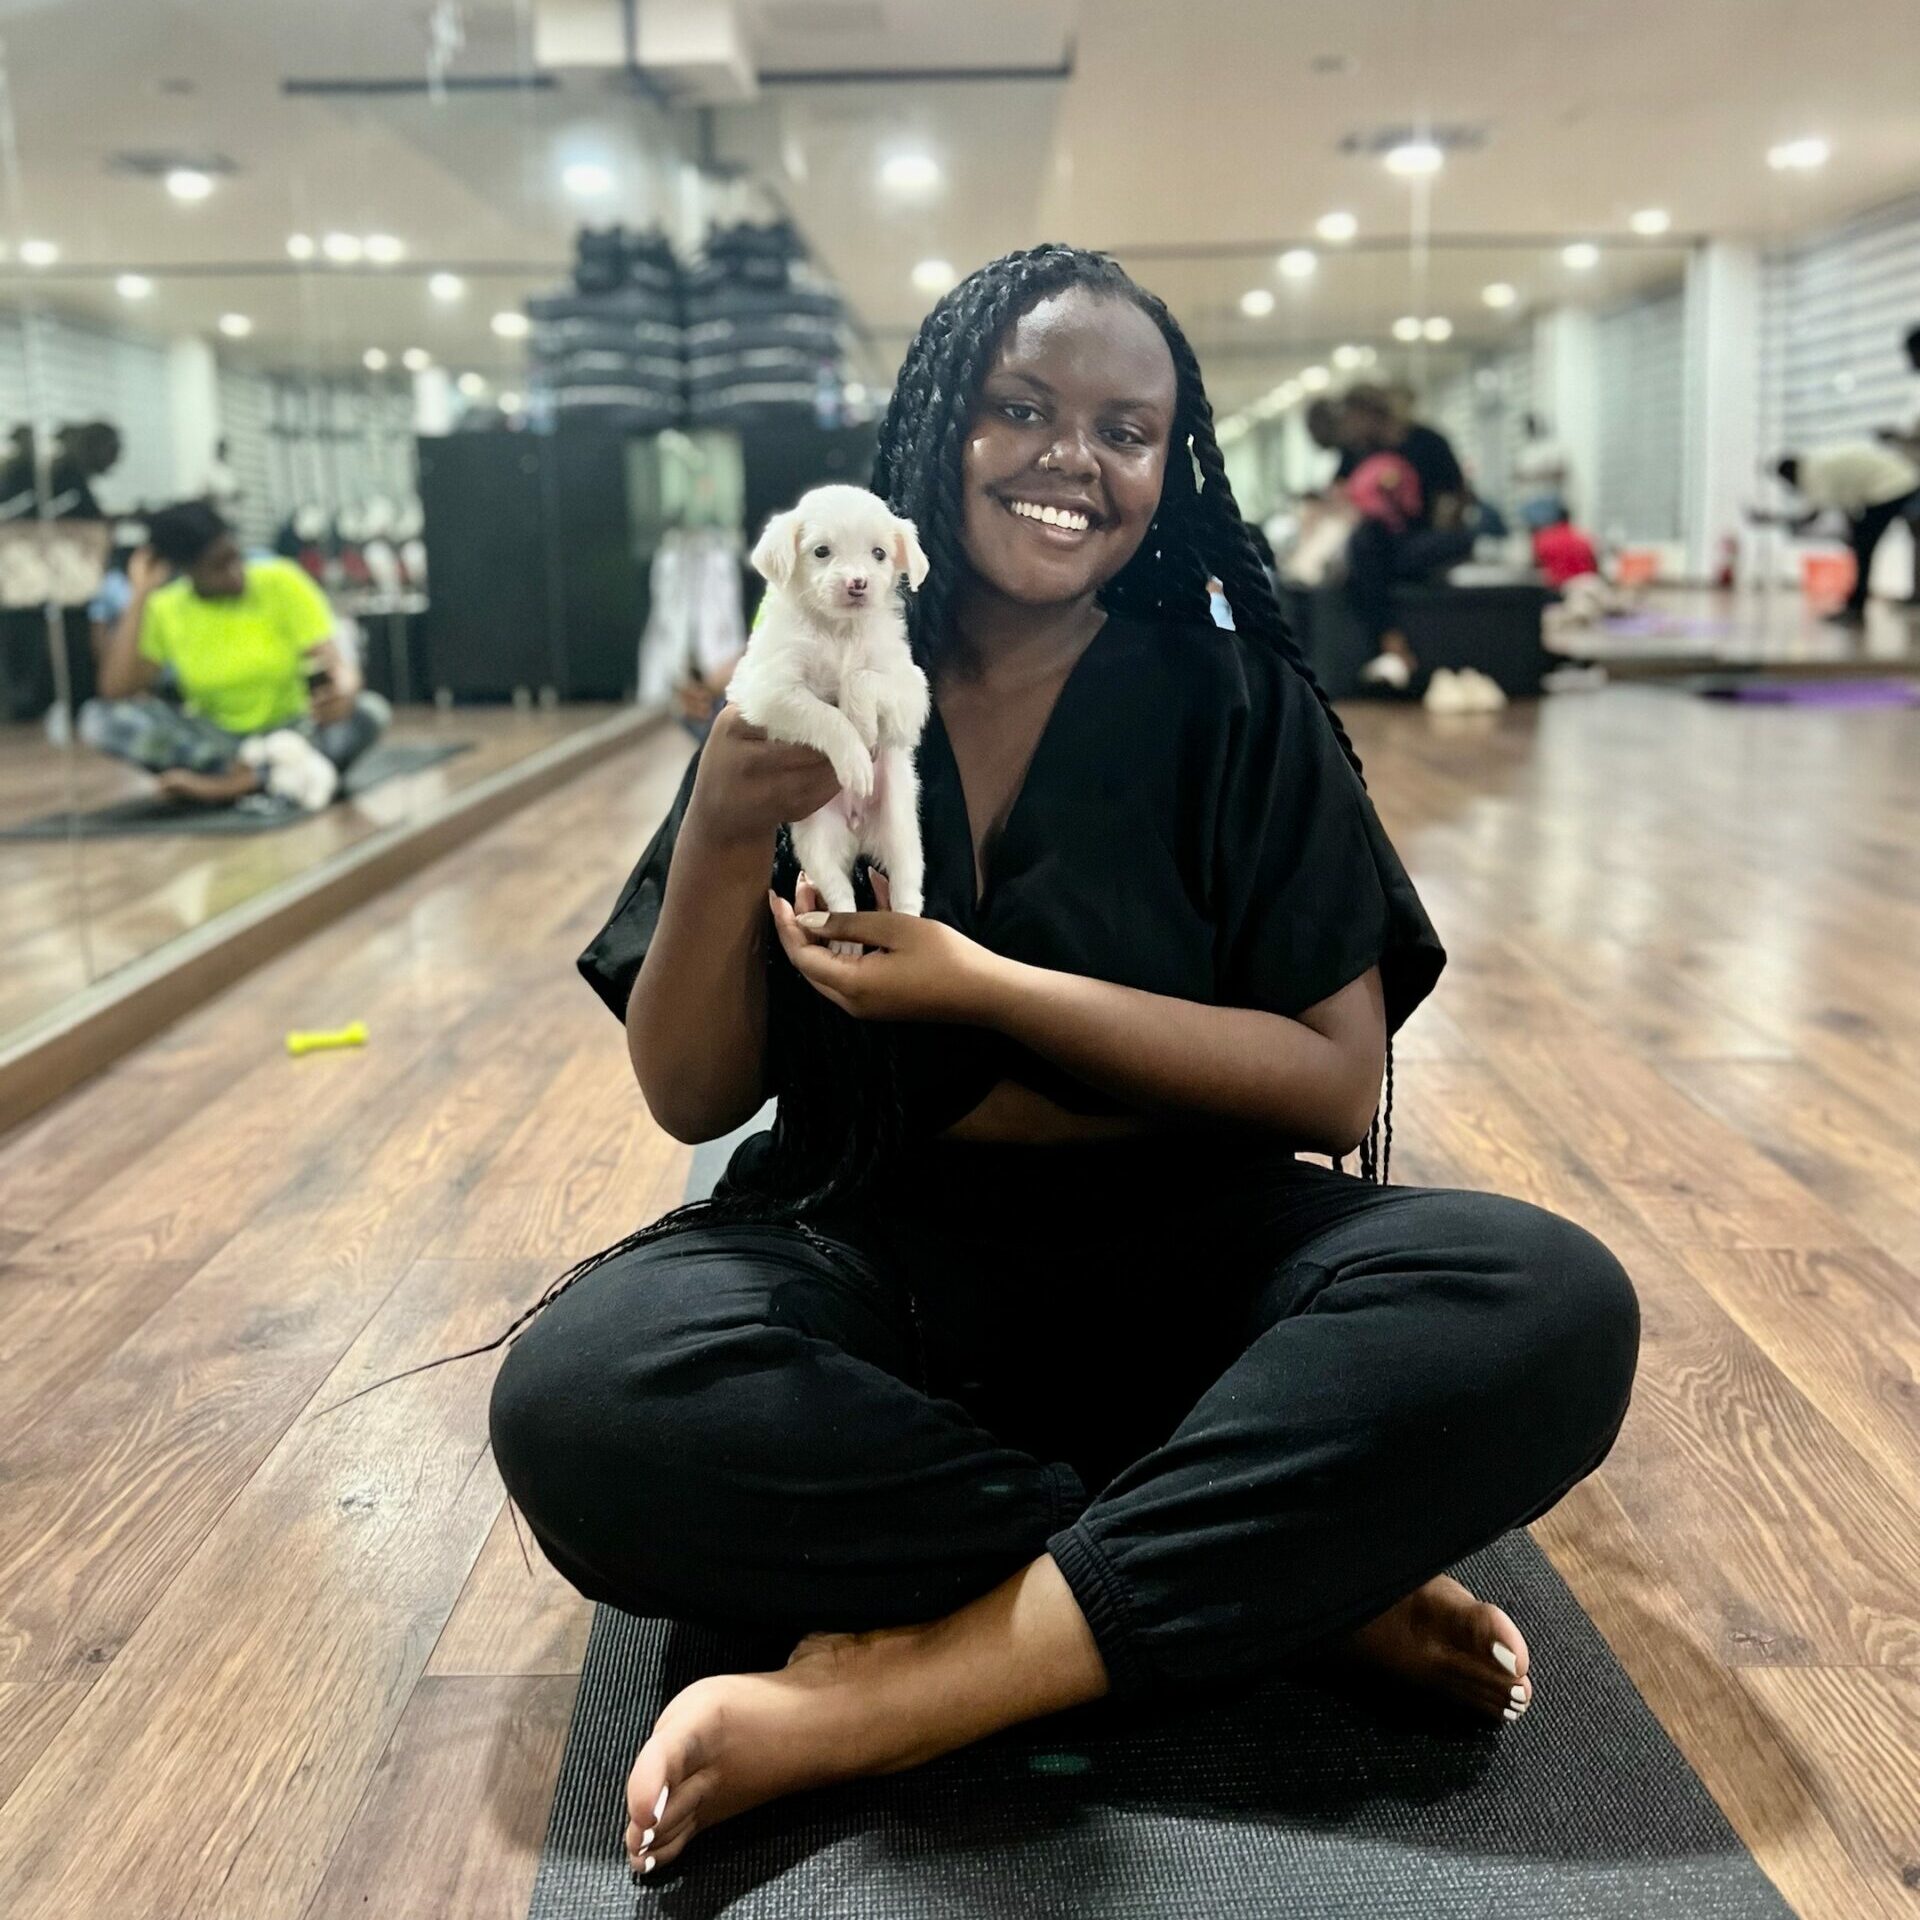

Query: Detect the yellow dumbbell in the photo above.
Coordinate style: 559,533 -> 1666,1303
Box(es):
285,1021 -> 368,1057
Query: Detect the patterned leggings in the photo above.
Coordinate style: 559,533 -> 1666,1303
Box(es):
78,690 -> 391,777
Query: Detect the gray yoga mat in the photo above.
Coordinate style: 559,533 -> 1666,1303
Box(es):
526,1130 -> 1796,1919
0,739 -> 472,838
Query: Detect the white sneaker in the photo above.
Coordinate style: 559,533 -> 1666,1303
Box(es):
1456,668 -> 1510,712
1359,649 -> 1413,691
239,730 -> 340,811
1423,667 -> 1470,713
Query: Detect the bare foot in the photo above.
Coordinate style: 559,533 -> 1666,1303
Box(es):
1322,1573 -> 1533,1725
155,765 -> 263,805
622,1626 -> 951,1880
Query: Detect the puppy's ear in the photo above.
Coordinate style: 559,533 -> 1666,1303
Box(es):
891,515 -> 930,590
751,509 -> 803,587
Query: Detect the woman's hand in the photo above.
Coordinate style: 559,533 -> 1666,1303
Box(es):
687,703 -> 845,853
127,545 -> 171,595
305,639 -> 361,727
771,872 -> 1010,1025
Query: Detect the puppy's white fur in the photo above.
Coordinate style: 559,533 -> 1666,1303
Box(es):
727,484 -> 931,954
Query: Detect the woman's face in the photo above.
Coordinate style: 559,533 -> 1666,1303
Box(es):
189,534 -> 247,599
959,286 -> 1178,606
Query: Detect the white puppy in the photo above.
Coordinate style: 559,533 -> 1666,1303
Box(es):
727,484 -> 931,953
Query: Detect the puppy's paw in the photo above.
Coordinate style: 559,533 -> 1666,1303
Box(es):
832,751 -> 876,801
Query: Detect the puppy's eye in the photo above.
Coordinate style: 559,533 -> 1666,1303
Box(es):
812,543 -> 830,559
871,546 -> 886,562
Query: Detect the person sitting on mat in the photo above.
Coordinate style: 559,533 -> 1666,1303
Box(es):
484,245 -> 1640,1883
83,499 -> 390,811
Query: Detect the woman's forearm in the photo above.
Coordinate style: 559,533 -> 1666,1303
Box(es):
626,819 -> 773,1143
97,589 -> 151,699
979,960 -> 1379,1155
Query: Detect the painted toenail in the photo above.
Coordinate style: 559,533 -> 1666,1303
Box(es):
1491,1642 -> 1518,1676
653,1784 -> 669,1822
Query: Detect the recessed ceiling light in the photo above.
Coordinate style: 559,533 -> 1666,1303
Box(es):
1767,136 -> 1829,173
1315,211 -> 1358,243
1481,282 -> 1518,309
879,151 -> 940,195
364,233 -> 406,265
1423,316 -> 1453,341
429,272 -> 466,302
1629,207 -> 1671,236
1277,248 -> 1317,280
20,239 -> 59,267
217,312 -> 253,338
491,310 -> 530,339
1391,315 -> 1423,342
457,371 -> 487,398
910,258 -> 956,296
401,347 -> 431,372
1331,343 -> 1365,370
115,273 -> 153,301
165,167 -> 214,203
1384,141 -> 1444,177
1299,365 -> 1331,392
322,232 -> 363,264
498,390 -> 524,413
286,232 -> 316,260
1562,242 -> 1600,269
1239,287 -> 1276,318
363,348 -> 390,371
563,161 -> 614,197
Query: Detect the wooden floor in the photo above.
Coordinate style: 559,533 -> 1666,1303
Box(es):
1,682 -> 1917,1919
0,703 -> 628,1043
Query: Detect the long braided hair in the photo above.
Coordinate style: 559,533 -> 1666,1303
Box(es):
313,243 -> 1396,1420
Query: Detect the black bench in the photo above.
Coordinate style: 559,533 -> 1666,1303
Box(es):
1279,580 -> 1555,700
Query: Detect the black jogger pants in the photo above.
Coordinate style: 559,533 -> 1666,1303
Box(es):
489,1137 -> 1640,1710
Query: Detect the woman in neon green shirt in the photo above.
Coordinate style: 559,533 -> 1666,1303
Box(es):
87,500 -> 390,812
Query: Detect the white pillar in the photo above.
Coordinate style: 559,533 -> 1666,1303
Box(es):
1531,306 -> 1600,526
167,336 -> 221,497
412,366 -> 454,437
1682,242 -> 1762,583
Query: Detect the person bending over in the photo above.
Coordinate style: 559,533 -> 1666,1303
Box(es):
1338,386 -> 1476,690
1766,447 -> 1920,628
85,500 -> 390,809
485,246 -> 1640,1882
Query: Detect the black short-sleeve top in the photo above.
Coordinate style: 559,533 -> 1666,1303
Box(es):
578,610 -> 1445,1137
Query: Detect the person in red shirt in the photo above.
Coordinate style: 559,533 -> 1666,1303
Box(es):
1531,511 -> 1600,588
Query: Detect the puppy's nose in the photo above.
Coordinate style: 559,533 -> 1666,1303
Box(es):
847,576 -> 869,595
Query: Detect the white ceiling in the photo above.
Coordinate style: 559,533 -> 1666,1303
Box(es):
0,0 -> 1915,392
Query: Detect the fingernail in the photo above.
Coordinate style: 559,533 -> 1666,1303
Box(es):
1510,1685 -> 1526,1703
641,1828 -> 654,1849
1502,1706 -> 1520,1722
795,911 -> 829,929
653,1784 -> 670,1822
1491,1642 -> 1518,1676
644,1856 -> 657,1875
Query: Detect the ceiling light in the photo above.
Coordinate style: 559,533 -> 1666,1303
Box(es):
1562,242 -> 1600,270
287,232 -> 316,261
1384,140 -> 1444,177
165,167 -> 213,203
911,258 -> 955,296
1277,248 -> 1317,280
322,231 -> 363,263
1331,343 -> 1365,370
401,347 -> 431,372
491,310 -> 530,339
217,312 -> 253,338
1767,136 -> 1828,173
1391,315 -> 1422,342
115,273 -> 153,301
879,151 -> 940,195
1423,316 -> 1453,341
1481,281 -> 1518,309
562,161 -> 614,197
498,390 -> 524,413
363,348 -> 390,372
457,371 -> 487,398
1299,365 -> 1331,392
429,272 -> 466,302
1239,287 -> 1276,318
1629,207 -> 1671,236
364,233 -> 406,265
1315,211 -> 1358,243
20,239 -> 59,267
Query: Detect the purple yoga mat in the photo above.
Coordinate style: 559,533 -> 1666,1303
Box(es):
1700,678 -> 1920,706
